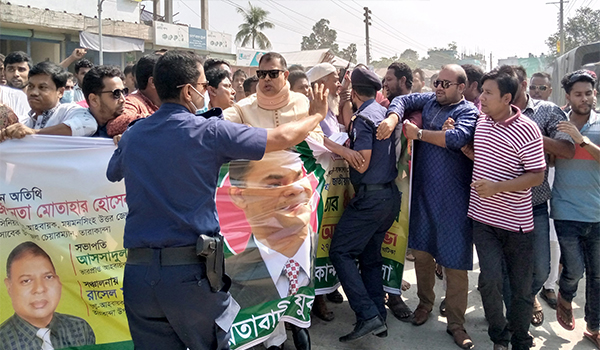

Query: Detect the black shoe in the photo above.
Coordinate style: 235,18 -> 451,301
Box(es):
374,324 -> 388,338
326,289 -> 344,304
290,324 -> 310,350
266,346 -> 284,350
339,315 -> 387,342
439,299 -> 447,317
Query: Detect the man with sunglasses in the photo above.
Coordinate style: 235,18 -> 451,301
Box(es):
224,52 -> 324,144
81,65 -> 126,138
509,66 -> 574,328
529,72 -> 553,101
376,64 -> 478,349
107,50 -> 329,350
106,54 -> 160,137
0,61 -> 97,142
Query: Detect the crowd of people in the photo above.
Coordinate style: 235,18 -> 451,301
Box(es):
0,47 -> 598,350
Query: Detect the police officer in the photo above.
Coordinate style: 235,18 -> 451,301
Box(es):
329,66 -> 401,342
107,50 -> 328,350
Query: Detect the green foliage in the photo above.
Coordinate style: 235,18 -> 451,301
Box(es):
339,43 -> 357,64
301,19 -> 339,53
235,2 -> 274,50
546,7 -> 600,56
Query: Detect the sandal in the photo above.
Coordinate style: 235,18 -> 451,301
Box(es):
556,293 -> 575,331
387,294 -> 413,322
401,279 -> 411,291
531,297 -> 544,327
584,329 -> 600,349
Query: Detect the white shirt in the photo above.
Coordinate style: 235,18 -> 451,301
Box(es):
0,86 -> 30,122
254,233 -> 311,298
25,102 -> 98,136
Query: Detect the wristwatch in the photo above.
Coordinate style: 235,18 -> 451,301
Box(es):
580,136 -> 590,148
417,129 -> 423,141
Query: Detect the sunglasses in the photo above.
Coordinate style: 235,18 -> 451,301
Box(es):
529,85 -> 548,91
433,80 -> 460,89
256,69 -> 284,79
100,88 -> 128,99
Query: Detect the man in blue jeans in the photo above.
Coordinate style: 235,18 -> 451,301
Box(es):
551,70 -> 600,348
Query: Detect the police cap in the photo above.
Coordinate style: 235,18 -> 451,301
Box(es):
351,67 -> 382,91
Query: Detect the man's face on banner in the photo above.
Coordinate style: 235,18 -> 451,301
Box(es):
229,152 -> 313,248
4,253 -> 62,328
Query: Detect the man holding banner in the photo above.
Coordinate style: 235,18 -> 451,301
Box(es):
329,67 -> 401,342
106,50 -> 328,350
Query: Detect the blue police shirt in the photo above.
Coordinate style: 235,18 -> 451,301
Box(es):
350,99 -> 397,185
107,103 -> 267,248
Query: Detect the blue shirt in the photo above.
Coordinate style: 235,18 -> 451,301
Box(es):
107,103 -> 267,248
349,99 -> 397,185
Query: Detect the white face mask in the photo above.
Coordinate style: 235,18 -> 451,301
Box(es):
189,85 -> 208,115
61,90 -> 74,104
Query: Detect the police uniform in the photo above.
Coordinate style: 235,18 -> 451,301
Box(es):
107,104 -> 267,349
329,68 -> 401,334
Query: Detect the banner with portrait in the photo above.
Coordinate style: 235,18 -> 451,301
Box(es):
0,136 -> 131,350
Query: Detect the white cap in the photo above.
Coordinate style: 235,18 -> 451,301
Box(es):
306,63 -> 337,83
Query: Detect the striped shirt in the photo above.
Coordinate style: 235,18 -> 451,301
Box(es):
468,106 -> 546,232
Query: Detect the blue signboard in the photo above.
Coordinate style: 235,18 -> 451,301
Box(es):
189,27 -> 207,51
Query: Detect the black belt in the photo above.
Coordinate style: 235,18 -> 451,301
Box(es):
358,182 -> 393,192
127,246 -> 206,266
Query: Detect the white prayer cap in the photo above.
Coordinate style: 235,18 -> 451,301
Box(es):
306,63 -> 337,83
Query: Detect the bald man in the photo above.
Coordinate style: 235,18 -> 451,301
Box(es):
377,64 -> 479,349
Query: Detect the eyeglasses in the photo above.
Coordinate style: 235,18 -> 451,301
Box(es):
177,82 -> 210,93
256,69 -> 284,79
100,88 -> 128,99
433,80 -> 460,89
529,85 -> 549,91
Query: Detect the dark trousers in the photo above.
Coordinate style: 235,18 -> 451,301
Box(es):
555,220 -> 600,332
473,221 -> 534,350
123,250 -> 233,350
329,184 -> 401,322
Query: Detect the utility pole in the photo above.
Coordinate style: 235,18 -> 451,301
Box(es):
201,0 -> 209,30
98,0 -> 105,65
547,0 -> 569,55
363,7 -> 372,65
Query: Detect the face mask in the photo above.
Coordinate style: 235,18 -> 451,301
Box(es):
61,90 -> 74,104
189,85 -> 209,115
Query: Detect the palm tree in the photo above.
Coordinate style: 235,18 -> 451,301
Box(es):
235,2 -> 274,50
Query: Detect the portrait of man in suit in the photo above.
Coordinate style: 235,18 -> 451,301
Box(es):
226,150 -> 314,309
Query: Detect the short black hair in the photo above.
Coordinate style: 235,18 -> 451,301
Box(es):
154,50 -> 204,101
4,51 -> 32,69
413,68 -> 425,82
387,62 -> 413,90
29,61 -> 68,89
203,58 -> 230,74
259,52 -> 287,70
124,64 -> 135,76
481,65 -> 519,104
561,69 -> 597,94
531,72 -> 552,83
353,85 -> 377,99
66,72 -> 75,83
288,70 -> 308,89
288,64 -> 305,72
6,241 -> 55,278
136,54 -> 160,91
243,75 -> 259,94
511,65 -> 527,83
82,65 -> 123,103
75,58 -> 94,74
461,64 -> 485,93
232,69 -> 247,81
205,68 -> 230,89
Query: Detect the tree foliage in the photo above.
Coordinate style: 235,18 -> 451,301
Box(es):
546,7 -> 600,56
339,43 -> 357,64
235,2 -> 274,50
301,19 -> 339,53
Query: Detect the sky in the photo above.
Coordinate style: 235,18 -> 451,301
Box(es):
144,0 -> 600,67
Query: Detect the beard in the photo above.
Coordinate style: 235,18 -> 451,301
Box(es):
328,94 -> 340,115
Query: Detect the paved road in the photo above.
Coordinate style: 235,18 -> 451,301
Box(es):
280,252 -> 595,350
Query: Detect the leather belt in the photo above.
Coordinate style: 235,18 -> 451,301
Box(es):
127,246 -> 206,266
358,182 -> 393,192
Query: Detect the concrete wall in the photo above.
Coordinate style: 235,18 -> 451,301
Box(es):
31,41 -> 60,63
6,0 -> 141,24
